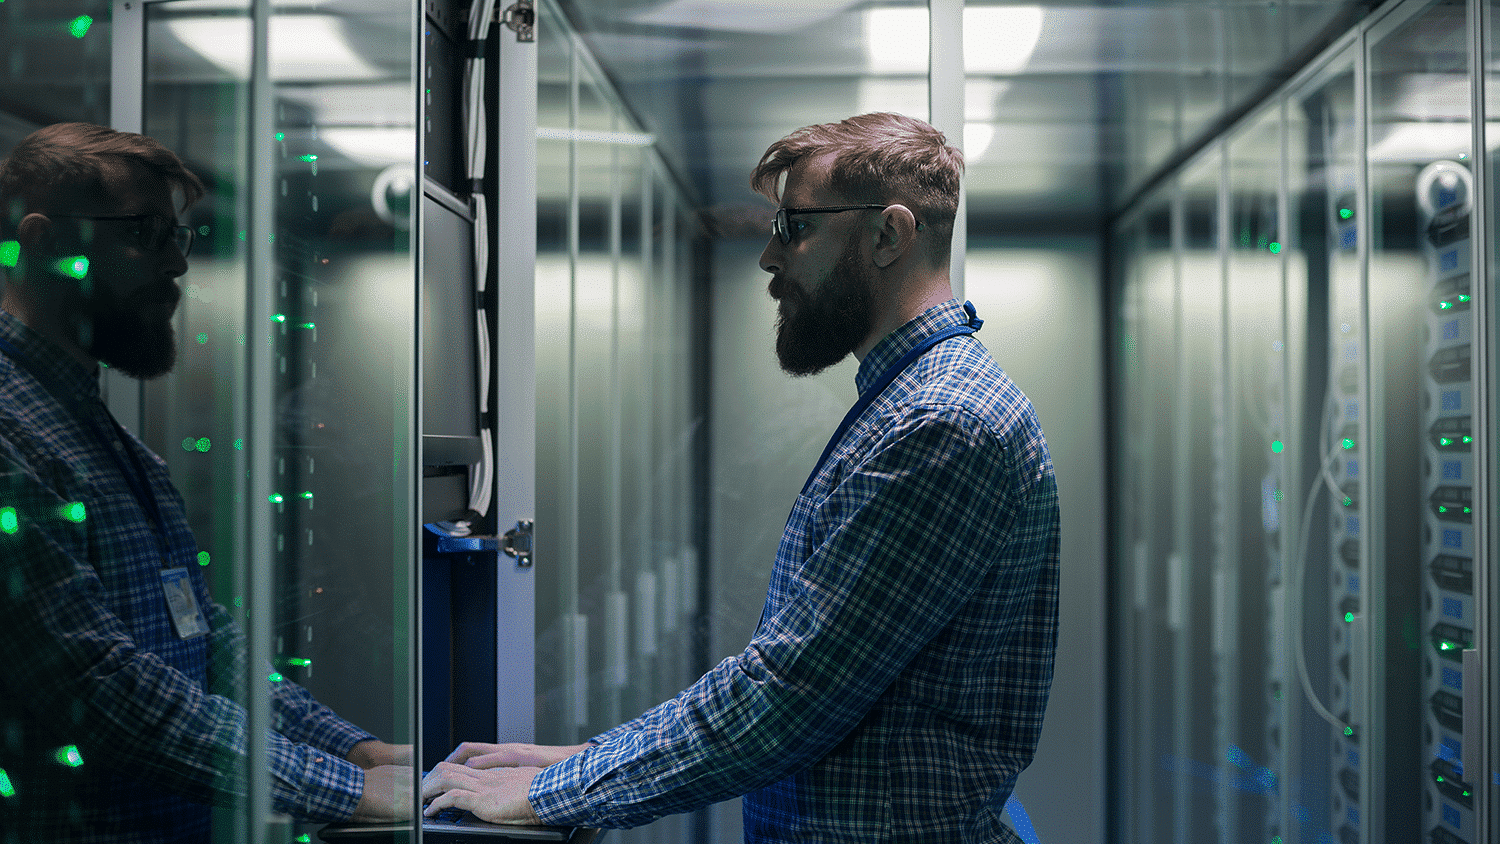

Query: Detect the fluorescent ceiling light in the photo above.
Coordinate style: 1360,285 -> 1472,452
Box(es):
632,0 -> 856,34
320,127 -> 414,166
165,14 -> 385,81
536,127 -> 656,146
1366,122 -> 1475,163
865,6 -> 1043,75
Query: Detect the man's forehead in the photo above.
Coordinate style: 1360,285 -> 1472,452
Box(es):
780,153 -> 838,206
87,159 -> 178,216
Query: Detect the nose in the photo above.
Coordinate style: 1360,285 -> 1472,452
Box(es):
758,236 -> 781,274
162,240 -> 189,279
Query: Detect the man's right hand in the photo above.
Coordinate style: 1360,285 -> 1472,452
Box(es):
351,764 -> 415,822
443,742 -> 591,770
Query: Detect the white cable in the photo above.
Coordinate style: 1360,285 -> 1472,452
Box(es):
473,193 -> 489,294
1291,388 -> 1356,735
476,308 -> 490,411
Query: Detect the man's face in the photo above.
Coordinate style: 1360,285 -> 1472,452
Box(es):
53,163 -> 188,379
759,157 -> 878,376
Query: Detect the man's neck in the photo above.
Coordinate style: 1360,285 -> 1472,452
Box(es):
0,293 -> 96,369
853,277 -> 954,361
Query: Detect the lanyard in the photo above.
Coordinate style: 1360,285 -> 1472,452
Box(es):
0,334 -> 172,557
800,301 -> 983,496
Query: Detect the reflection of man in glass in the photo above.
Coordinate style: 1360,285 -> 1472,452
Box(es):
0,123 -> 411,841
423,113 -> 1060,843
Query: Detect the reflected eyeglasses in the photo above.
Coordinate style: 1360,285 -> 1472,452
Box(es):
771,204 -> 887,245
51,213 -> 196,258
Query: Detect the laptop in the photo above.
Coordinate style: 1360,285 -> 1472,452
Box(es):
317,809 -> 596,842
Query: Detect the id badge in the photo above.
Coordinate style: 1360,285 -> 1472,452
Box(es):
161,567 -> 210,639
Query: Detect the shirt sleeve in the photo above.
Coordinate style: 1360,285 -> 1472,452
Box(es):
529,404 -> 1047,828
0,454 -> 367,822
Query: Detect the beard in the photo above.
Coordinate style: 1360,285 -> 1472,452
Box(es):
78,280 -> 180,380
771,232 -> 876,377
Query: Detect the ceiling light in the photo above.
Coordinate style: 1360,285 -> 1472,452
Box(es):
865,6 -> 1043,75
165,14 -> 385,81
632,0 -> 857,34
320,127 -> 415,166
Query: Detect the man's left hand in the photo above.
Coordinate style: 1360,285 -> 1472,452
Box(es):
347,740 -> 414,769
421,761 -> 542,824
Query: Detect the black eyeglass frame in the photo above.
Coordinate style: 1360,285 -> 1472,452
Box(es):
49,213 -> 196,258
773,204 -> 905,245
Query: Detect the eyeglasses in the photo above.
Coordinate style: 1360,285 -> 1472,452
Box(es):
50,213 -> 195,258
772,204 -> 887,245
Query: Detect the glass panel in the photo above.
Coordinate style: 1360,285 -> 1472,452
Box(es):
1287,56 -> 1359,844
1368,3 -> 1471,842
1225,104 -> 1290,844
1488,2 -> 1500,837
139,0 -> 416,839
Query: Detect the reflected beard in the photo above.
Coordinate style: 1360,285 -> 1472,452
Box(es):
773,235 -> 875,377
84,283 -> 180,380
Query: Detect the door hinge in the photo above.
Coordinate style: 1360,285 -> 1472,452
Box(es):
502,519 -> 534,566
500,1 -> 535,42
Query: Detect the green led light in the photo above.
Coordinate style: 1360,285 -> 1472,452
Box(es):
1342,496 -> 1353,507
195,438 -> 211,453
0,240 -> 18,268
1439,436 -> 1454,447
268,493 -> 284,504
196,333 -> 208,344
1268,242 -> 1282,254
297,836 -> 312,844
1439,300 -> 1453,310
234,438 -> 244,450
197,225 -> 209,236
272,313 -> 287,323
1462,435 -> 1473,445
1437,774 -> 1446,782
1438,505 -> 1449,515
61,502 -> 85,523
300,491 -> 314,500
1273,489 -> 1284,502
0,507 -> 16,535
53,745 -> 83,767
1457,294 -> 1471,303
1341,437 -> 1356,450
268,672 -> 284,682
300,154 -> 318,163
1339,208 -> 1353,220
1344,612 -> 1355,623
54,256 -> 88,280
197,551 -> 210,566
275,132 -> 286,141
0,768 -> 13,798
300,322 -> 315,330
1271,440 -> 1284,454
68,15 -> 93,38
1344,726 -> 1353,736
286,657 -> 311,667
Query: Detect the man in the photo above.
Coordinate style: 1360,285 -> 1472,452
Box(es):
0,122 -> 411,842
422,112 -> 1060,843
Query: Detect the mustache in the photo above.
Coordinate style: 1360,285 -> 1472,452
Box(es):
131,282 -> 182,308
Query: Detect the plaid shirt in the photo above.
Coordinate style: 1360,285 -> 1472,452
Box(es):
531,300 -> 1060,842
0,311 -> 374,843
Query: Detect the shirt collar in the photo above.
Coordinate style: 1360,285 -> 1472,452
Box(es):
0,308 -> 103,405
854,298 -> 967,395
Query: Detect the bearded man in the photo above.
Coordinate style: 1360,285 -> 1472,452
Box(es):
0,122 -> 411,842
423,112 -> 1060,844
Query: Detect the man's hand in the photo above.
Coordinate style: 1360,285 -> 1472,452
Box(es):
421,762 -> 542,824
351,764 -> 415,822
347,740 -> 414,769
443,742 -> 590,770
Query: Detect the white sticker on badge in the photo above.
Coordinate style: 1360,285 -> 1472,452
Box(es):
161,567 -> 209,639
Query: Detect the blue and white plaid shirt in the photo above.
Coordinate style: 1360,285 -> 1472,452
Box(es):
531,300 -> 1060,842
0,310 -> 374,843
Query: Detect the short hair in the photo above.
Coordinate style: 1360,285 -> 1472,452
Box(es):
0,122 -> 204,240
750,112 -> 963,235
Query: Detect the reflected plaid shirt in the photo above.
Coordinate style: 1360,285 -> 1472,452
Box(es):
531,300 -> 1060,842
0,311 -> 374,843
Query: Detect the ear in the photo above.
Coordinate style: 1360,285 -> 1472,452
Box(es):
872,204 -> 918,269
15,213 -> 57,256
